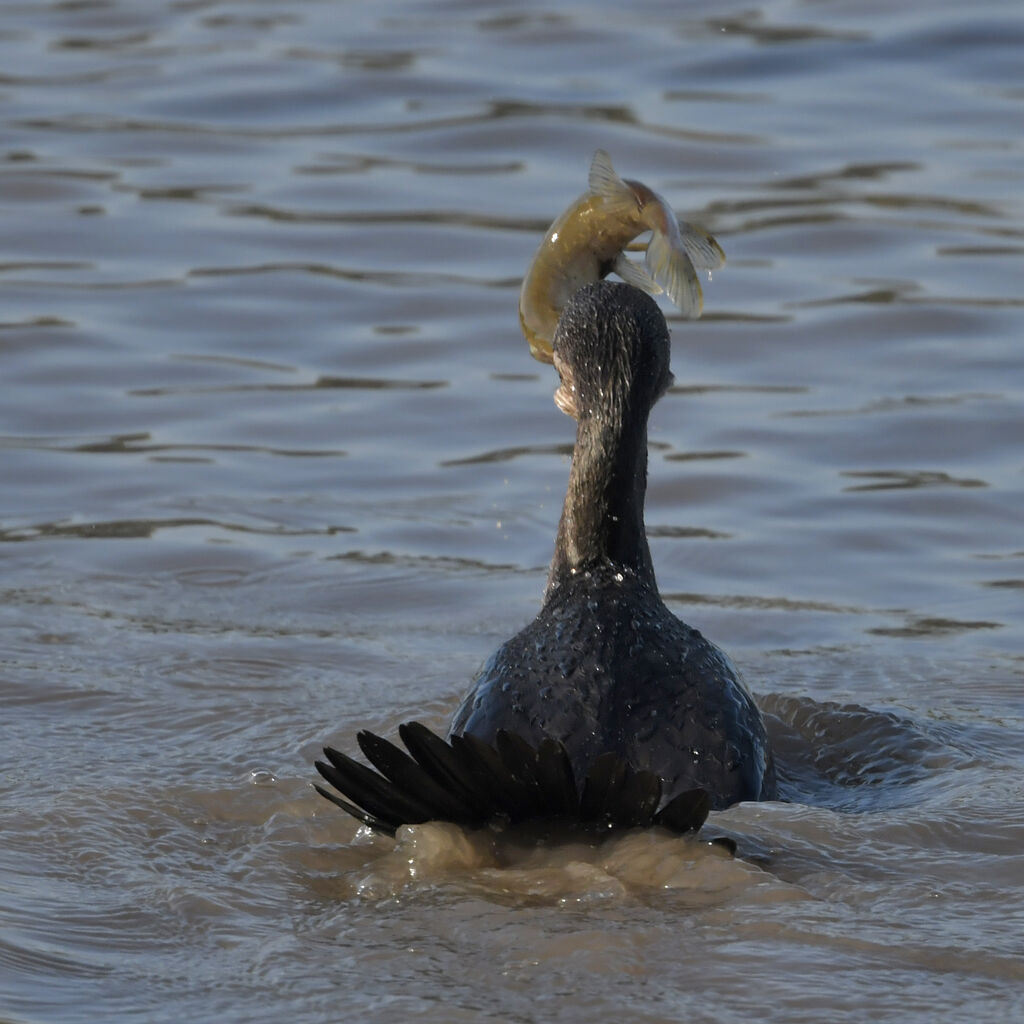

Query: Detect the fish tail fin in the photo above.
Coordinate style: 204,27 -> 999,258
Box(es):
588,149 -> 633,201
646,227 -> 703,319
314,722 -> 710,837
679,221 -> 727,270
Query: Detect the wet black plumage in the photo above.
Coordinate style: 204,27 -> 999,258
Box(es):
315,281 -> 776,836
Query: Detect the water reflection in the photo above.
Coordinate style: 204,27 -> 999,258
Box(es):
0,517 -> 357,543
2,431 -> 347,456
841,470 -> 988,491
440,442 -> 572,467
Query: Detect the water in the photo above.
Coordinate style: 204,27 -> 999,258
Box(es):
1,0 -> 1022,1020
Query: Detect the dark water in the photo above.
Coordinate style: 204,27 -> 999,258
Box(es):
2,1 -> 1022,1021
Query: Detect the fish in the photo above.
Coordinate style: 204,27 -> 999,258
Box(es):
518,149 -> 726,363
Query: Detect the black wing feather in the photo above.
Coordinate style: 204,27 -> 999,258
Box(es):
452,731 -> 536,820
654,788 -> 711,834
312,782 -> 397,837
316,746 -> 432,827
314,723 -> 712,838
356,730 -> 477,823
580,751 -> 627,822
398,722 -> 494,817
614,766 -> 662,828
535,737 -> 580,817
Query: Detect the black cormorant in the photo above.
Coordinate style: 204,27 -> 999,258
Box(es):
315,281 -> 776,836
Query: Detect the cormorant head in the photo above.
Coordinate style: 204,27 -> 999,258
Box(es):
552,281 -> 674,424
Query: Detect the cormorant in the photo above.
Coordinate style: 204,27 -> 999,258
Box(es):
315,281 -> 776,836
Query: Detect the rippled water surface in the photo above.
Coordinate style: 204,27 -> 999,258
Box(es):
2,1 -> 1023,1021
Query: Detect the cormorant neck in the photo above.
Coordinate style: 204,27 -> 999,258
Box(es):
545,408 -> 655,597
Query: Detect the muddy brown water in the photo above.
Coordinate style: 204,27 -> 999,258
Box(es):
2,1 -> 1022,1021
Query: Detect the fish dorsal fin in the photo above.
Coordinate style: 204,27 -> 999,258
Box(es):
588,149 -> 632,200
